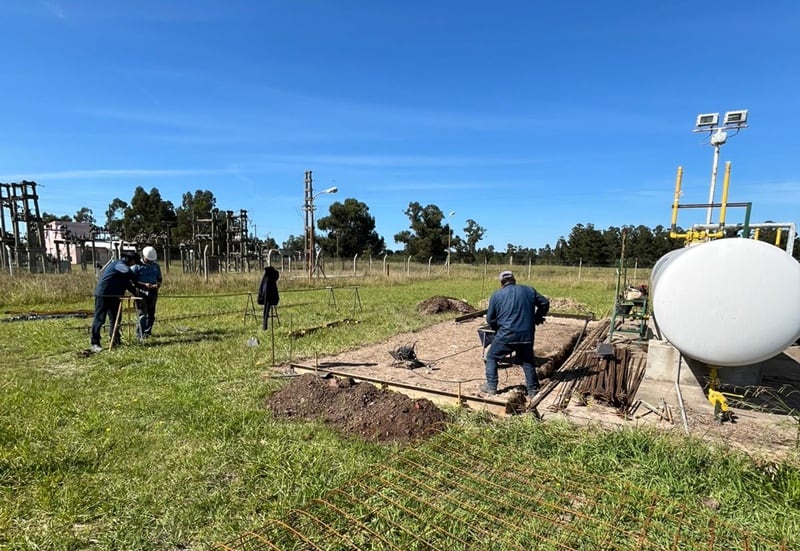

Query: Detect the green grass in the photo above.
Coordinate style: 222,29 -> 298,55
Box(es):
1,264 -> 797,549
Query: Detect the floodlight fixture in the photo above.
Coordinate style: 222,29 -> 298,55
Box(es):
696,113 -> 719,128
723,110 -> 748,126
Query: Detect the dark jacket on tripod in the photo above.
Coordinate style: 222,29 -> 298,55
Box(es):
257,266 -> 280,330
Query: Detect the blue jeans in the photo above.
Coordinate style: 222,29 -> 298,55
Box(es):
485,340 -> 539,395
135,290 -> 158,337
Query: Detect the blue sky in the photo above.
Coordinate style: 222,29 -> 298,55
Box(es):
1,1 -> 798,251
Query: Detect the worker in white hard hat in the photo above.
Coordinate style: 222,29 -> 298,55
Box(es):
131,245 -> 163,340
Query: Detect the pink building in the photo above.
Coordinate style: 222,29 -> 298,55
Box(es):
43,222 -> 114,267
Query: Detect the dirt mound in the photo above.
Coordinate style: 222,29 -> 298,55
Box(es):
549,297 -> 592,314
266,374 -> 450,443
418,296 -> 476,315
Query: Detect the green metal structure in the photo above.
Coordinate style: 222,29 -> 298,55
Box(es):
608,259 -> 649,342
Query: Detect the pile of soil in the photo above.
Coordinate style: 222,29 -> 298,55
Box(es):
417,296 -> 476,315
548,297 -> 593,314
266,373 -> 451,443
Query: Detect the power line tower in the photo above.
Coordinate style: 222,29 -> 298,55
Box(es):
0,181 -> 47,272
225,209 -> 249,272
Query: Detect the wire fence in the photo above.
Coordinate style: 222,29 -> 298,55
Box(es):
216,429 -> 788,551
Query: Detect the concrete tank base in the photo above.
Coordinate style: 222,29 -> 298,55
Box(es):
644,339 -> 702,390
714,363 -> 765,387
646,338 -> 767,388
681,357 -> 766,388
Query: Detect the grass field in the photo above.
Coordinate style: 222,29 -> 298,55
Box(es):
1,263 -> 798,549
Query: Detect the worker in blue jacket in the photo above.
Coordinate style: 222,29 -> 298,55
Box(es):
131,246 -> 163,340
481,270 -> 550,400
90,252 -> 140,352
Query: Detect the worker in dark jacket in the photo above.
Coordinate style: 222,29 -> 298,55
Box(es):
481,270 -> 549,399
90,252 -> 140,352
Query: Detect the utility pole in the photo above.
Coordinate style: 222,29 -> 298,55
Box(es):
446,210 -> 455,274
303,170 -> 337,280
304,171 -> 313,280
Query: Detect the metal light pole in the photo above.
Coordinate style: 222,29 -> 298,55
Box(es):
303,170 -> 337,280
304,171 -> 312,276
706,130 -> 726,225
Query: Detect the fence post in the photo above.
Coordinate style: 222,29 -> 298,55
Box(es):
203,244 -> 209,282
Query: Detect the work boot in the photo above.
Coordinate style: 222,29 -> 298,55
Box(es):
478,383 -> 497,395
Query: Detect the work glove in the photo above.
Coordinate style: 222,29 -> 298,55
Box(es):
534,315 -> 546,326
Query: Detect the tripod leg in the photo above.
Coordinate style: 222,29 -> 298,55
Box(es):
110,300 -> 123,350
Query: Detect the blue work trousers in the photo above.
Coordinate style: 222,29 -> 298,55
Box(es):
485,340 -> 539,395
135,290 -> 158,338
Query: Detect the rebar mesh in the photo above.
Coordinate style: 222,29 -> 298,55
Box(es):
217,430 -> 788,550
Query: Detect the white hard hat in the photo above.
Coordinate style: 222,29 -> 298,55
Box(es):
142,246 -> 157,262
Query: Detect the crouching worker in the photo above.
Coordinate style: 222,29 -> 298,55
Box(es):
90,252 -> 141,352
480,270 -> 549,400
132,246 -> 163,340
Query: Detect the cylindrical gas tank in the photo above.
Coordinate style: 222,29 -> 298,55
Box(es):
651,238 -> 800,367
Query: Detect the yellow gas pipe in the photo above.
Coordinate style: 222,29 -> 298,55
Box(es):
668,166 -> 701,240
669,166 -> 682,232
718,161 -> 731,228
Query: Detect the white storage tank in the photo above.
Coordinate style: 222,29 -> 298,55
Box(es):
651,238 -> 800,367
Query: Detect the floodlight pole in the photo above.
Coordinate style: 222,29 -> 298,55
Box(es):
693,111 -> 747,226
706,139 -> 722,225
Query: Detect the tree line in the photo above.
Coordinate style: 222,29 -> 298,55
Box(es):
41,186 -> 800,265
